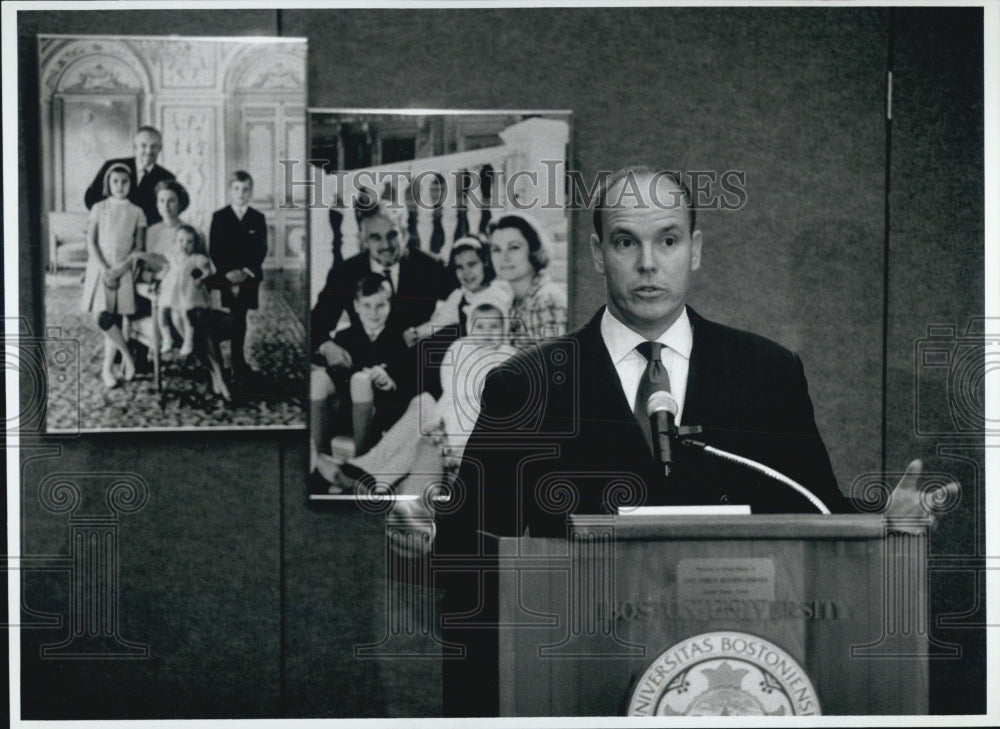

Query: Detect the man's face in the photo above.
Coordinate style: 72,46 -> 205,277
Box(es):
353,286 -> 392,331
133,131 -> 162,170
362,213 -> 404,267
229,180 -> 253,208
590,173 -> 702,339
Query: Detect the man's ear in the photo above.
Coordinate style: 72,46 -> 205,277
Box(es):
691,230 -> 703,272
589,233 -> 605,275
352,298 -> 360,314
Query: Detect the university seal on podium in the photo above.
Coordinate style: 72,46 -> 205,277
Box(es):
627,631 -> 821,716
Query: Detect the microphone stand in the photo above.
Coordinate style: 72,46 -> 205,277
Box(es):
678,437 -> 831,515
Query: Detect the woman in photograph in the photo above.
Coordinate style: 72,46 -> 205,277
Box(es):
141,179 -> 191,353
487,212 -> 567,344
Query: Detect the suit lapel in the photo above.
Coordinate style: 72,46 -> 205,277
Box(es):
577,310 -> 654,469
681,306 -> 713,428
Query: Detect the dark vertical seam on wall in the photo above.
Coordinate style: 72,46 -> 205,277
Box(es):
278,438 -> 287,716
275,10 -> 287,717
882,8 -> 895,475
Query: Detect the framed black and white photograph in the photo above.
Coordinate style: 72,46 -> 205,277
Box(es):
39,34 -> 308,431
305,109 -> 572,497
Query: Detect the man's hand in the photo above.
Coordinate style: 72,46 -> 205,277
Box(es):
318,340 -> 352,369
885,459 -> 961,529
403,327 -> 420,348
225,269 -> 248,284
388,497 -> 436,560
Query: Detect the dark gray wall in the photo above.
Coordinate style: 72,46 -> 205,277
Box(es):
14,6 -> 984,718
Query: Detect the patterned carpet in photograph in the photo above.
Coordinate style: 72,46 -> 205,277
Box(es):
44,271 -> 306,431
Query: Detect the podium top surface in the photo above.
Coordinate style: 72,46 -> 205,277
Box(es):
484,513 -> 916,542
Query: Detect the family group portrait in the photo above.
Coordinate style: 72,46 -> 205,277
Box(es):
306,110 -> 571,495
40,34 -> 308,431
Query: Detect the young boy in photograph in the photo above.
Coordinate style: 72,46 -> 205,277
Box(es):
323,273 -> 417,458
209,170 -> 268,384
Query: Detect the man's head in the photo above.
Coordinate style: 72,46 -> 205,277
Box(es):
590,167 -> 702,339
353,273 -> 393,332
228,170 -> 254,208
358,200 -> 407,268
133,127 -> 163,170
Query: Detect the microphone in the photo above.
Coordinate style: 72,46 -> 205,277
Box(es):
646,391 -> 679,477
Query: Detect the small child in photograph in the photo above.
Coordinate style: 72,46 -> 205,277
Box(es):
327,273 -> 416,456
80,162 -> 147,389
169,225 -> 216,356
325,284 -> 515,495
208,170 -> 267,382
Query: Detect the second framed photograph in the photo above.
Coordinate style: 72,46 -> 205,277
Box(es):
306,109 -> 572,497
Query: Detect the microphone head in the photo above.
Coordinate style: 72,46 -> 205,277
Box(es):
646,390 -> 679,418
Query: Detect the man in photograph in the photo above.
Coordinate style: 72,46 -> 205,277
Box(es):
84,126 -> 175,225
309,198 -> 454,482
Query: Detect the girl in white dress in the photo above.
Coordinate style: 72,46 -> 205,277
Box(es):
80,163 -> 146,389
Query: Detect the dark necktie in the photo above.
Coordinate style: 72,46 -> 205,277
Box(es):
382,268 -> 395,295
430,211 -> 445,254
634,341 -> 671,454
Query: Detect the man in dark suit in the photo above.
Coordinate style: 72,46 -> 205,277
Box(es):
208,170 -> 268,382
310,199 -> 455,479
429,166 -> 957,716
440,167 -> 849,547
84,126 -> 175,225
311,201 -> 455,344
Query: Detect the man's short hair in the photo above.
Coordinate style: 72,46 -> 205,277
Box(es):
356,196 -> 408,234
135,126 -> 162,140
229,170 -> 254,186
354,272 -> 392,299
154,179 -> 190,213
593,165 -> 696,237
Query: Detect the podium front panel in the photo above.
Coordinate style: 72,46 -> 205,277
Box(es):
489,515 -> 928,716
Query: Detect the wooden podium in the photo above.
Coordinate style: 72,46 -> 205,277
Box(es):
438,514 -> 953,717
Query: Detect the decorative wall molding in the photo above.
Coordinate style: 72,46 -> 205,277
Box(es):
42,39 -> 151,99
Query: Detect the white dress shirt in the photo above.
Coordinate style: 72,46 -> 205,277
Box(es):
135,159 -> 150,185
599,307 -> 693,424
231,204 -> 248,221
369,259 -> 400,292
